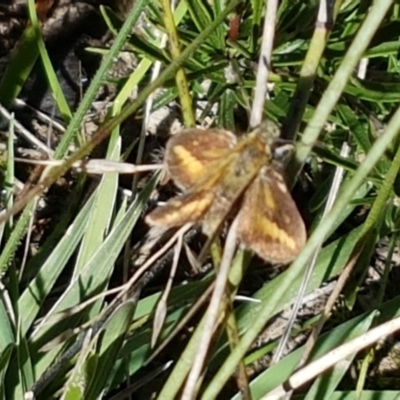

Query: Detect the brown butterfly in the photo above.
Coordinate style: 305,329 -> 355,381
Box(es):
145,121 -> 306,264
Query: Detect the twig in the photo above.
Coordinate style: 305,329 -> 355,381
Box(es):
182,218 -> 239,399
282,0 -> 335,140
0,104 -> 53,156
249,0 -> 278,128
13,157 -> 162,174
264,314 -> 400,399
151,228 -> 184,347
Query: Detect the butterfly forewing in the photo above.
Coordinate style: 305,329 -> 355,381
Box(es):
236,166 -> 306,264
146,129 -> 237,229
165,129 -> 237,189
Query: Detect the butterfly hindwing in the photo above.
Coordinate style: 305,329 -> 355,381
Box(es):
236,166 -> 306,264
145,190 -> 214,229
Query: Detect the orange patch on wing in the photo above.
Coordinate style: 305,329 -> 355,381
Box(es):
264,186 -> 276,210
172,145 -> 205,176
146,192 -> 214,228
177,194 -> 214,216
257,218 -> 296,250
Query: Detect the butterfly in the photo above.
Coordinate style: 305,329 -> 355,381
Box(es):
146,121 -> 306,264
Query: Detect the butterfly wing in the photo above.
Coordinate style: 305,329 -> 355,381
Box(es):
145,190 -> 215,228
147,129 -> 238,230
165,128 -> 237,189
236,166 -> 306,264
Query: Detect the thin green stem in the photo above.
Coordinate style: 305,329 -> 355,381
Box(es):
27,0 -> 72,123
282,0 -> 342,139
54,0 -> 149,157
288,0 -> 394,180
162,0 -> 195,127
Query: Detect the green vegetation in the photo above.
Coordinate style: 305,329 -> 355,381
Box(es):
1,0 -> 400,398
